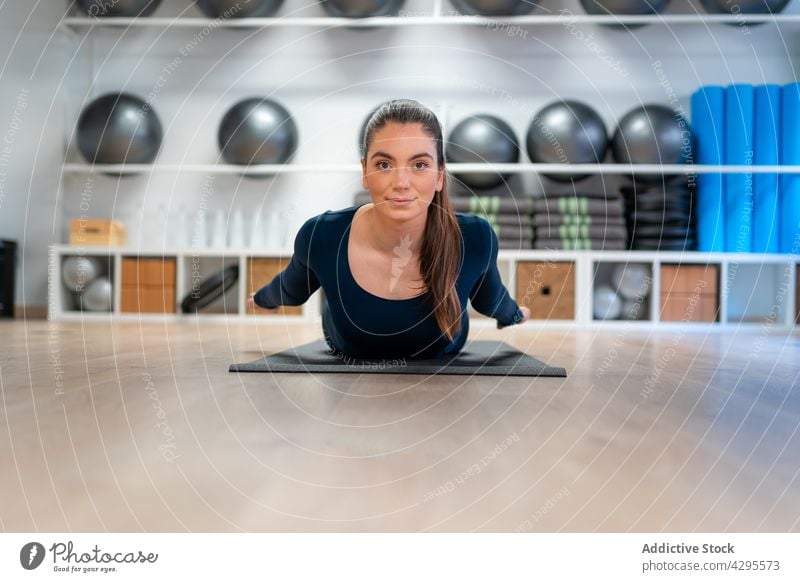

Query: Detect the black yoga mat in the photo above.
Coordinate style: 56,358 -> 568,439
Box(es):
230,339 -> 566,377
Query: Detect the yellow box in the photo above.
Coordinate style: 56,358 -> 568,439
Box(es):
69,219 -> 127,246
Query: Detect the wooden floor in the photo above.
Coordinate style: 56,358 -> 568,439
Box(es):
1,319 -> 798,533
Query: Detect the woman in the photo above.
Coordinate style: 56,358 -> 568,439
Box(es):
247,99 -> 530,359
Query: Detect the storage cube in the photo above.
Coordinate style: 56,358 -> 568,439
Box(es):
515,261 -> 575,320
247,257 -> 303,316
660,264 -> 719,323
121,257 -> 176,313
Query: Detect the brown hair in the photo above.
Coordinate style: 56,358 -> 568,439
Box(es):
361,99 -> 463,341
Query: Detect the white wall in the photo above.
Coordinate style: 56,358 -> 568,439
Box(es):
0,2 -> 72,309
3,0 -> 800,306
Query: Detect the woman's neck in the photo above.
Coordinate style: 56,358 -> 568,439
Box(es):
359,203 -> 427,256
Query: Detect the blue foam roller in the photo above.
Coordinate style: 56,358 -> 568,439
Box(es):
753,84 -> 781,254
691,86 -> 725,252
780,82 -> 800,254
724,84 -> 755,253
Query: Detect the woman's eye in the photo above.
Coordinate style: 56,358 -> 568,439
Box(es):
375,160 -> 428,170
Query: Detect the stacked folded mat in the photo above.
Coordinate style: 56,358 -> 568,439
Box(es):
621,183 -> 696,251
531,192 -> 628,250
449,196 -> 535,249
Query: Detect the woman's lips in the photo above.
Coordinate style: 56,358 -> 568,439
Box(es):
388,197 -> 415,206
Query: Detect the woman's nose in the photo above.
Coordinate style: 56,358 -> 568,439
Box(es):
393,166 -> 412,187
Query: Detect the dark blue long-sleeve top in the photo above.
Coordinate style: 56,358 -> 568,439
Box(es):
254,204 -> 525,359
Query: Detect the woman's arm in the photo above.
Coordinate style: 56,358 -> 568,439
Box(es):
252,216 -> 322,309
469,218 -> 529,328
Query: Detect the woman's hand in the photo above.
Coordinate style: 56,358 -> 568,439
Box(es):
497,306 -> 532,329
247,291 -> 279,313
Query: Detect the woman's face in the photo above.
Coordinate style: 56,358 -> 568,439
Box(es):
361,121 -> 444,219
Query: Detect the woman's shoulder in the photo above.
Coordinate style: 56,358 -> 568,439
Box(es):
297,204 -> 360,233
288,206 -> 360,257
454,212 -> 498,262
455,211 -> 485,225
323,204 -> 364,219
455,211 -> 492,237
310,204 -> 361,221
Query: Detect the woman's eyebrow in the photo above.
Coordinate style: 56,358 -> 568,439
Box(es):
370,151 -> 434,161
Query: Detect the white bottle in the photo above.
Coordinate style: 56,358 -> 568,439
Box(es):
261,207 -> 270,247
249,209 -> 263,248
141,205 -> 153,250
155,202 -> 169,249
191,206 -> 208,248
265,212 -> 281,249
172,204 -> 189,248
276,216 -> 288,249
118,212 -> 137,249
210,209 -> 226,248
229,208 -> 245,248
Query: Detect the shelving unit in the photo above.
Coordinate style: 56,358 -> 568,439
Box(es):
52,1 -> 800,331
507,250 -> 798,330
48,244 -> 321,323
48,243 -> 798,330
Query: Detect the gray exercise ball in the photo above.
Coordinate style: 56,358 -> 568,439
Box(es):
218,98 -> 299,167
449,0 -> 537,15
76,0 -> 161,17
446,114 -> 520,190
700,0 -> 790,26
620,298 -> 644,320
611,104 -> 692,184
81,277 -> 113,311
62,256 -> 102,292
579,0 -> 671,15
195,0 -> 284,17
701,0 -> 790,13
77,93 -> 163,165
526,99 -> 608,183
612,263 -> 650,299
593,285 -> 623,320
322,0 -> 406,17
579,0 -> 671,29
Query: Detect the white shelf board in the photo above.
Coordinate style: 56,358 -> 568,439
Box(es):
61,162 -> 361,174
61,14 -> 800,30
47,312 -> 785,331
50,245 -> 799,263
60,162 -> 800,175
498,250 -> 797,263
52,311 -> 308,322
51,244 -> 294,256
